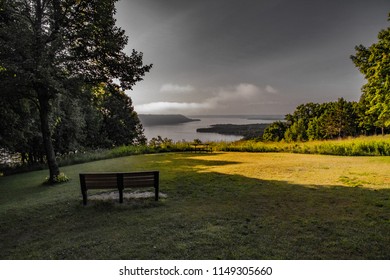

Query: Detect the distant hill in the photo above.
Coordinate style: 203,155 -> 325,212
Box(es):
138,114 -> 200,126
196,123 -> 270,139
189,114 -> 285,120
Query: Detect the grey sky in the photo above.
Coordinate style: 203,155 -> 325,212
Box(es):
115,0 -> 389,115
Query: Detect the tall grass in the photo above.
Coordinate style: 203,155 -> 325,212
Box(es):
213,135 -> 390,156
1,143 -> 193,175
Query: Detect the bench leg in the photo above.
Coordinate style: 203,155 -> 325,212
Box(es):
119,189 -> 124,203
155,187 -> 159,201
154,172 -> 159,201
82,191 -> 87,206
80,174 -> 88,206
117,173 -> 124,203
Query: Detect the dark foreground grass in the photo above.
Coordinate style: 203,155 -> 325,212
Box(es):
0,152 -> 389,259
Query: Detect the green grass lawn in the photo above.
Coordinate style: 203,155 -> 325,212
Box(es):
0,152 -> 389,259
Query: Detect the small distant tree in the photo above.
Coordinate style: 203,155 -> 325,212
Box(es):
354,97 -> 378,135
320,98 -> 358,139
307,117 -> 324,140
193,139 -> 202,145
262,121 -> 287,142
149,136 -> 173,149
284,102 -> 325,142
284,118 -> 307,142
285,103 -> 323,127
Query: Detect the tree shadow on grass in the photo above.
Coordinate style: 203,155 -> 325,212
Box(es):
0,152 -> 389,259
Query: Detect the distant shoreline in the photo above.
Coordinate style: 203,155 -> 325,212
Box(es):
189,114 -> 284,120
139,114 -> 284,127
196,123 -> 270,139
138,114 -> 200,126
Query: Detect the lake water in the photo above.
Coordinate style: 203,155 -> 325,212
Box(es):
142,115 -> 282,142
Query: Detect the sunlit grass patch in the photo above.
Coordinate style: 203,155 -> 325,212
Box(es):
189,152 -> 390,189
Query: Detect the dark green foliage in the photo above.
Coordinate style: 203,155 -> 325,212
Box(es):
197,124 -> 268,140
285,102 -> 324,127
355,95 -> 379,135
0,84 -> 146,169
96,85 -> 146,147
284,102 -> 325,142
284,118 -> 307,142
0,96 -> 45,164
81,84 -> 146,148
264,99 -> 359,142
262,121 -> 287,142
351,13 -> 390,135
148,136 -> 174,150
51,96 -> 86,155
307,117 -> 324,140
0,0 -> 151,182
319,98 -> 358,139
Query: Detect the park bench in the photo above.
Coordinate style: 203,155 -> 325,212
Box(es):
79,171 -> 159,205
190,143 -> 213,153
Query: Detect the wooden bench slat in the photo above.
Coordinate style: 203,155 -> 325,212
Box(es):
123,174 -> 155,179
85,178 -> 117,182
123,177 -> 155,182
84,181 -> 118,185
84,179 -> 117,184
84,174 -> 117,179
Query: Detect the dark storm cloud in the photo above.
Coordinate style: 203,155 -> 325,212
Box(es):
116,0 -> 390,114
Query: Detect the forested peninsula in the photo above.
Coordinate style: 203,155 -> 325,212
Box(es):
196,124 -> 269,139
138,114 -> 200,126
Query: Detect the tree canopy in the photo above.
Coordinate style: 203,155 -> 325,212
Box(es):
265,99 -> 359,143
0,0 -> 151,182
351,13 -> 390,135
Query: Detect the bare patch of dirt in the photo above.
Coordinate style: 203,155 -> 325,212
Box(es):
89,190 -> 167,201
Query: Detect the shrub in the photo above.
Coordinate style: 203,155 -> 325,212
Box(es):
44,172 -> 69,185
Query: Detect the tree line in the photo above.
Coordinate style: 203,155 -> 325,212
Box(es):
0,83 -> 146,165
263,14 -> 390,142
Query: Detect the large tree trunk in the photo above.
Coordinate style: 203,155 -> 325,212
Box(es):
37,89 -> 60,184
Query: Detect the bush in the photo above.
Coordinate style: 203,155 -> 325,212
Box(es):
44,172 -> 69,185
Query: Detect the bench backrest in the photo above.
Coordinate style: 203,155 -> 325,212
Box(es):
80,171 -> 158,190
79,171 -> 160,205
123,172 -> 158,188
